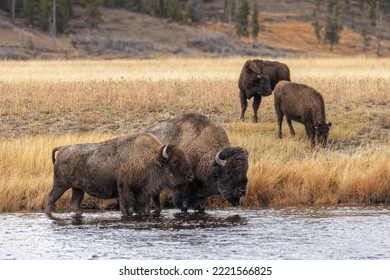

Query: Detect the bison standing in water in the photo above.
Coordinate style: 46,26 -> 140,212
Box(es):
274,81 -> 332,148
239,59 -> 290,122
145,113 -> 249,213
45,133 -> 191,216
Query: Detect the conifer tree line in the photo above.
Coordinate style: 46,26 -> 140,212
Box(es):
0,0 -> 389,54
0,0 -> 205,32
311,0 -> 390,53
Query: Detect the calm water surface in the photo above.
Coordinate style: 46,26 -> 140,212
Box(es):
1,206 -> 390,260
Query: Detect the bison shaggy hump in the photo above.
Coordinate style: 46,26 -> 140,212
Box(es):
274,81 -> 332,148
45,132 -> 191,216
145,113 -> 249,213
239,59 -> 291,122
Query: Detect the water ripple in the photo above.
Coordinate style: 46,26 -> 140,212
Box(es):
1,206 -> 390,260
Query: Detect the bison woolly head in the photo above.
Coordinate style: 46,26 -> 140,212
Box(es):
156,144 -> 192,187
211,147 -> 249,207
313,122 -> 332,148
244,60 -> 273,99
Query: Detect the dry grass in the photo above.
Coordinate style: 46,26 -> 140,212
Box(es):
0,57 -> 389,212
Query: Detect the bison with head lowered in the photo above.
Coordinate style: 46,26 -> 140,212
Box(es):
45,133 -> 191,216
274,81 -> 332,148
145,113 -> 249,213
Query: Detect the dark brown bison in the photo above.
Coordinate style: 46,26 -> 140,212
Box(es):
45,133 -> 191,216
239,59 -> 291,122
145,113 -> 249,213
274,81 -> 332,148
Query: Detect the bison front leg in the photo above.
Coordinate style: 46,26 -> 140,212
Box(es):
134,192 -> 150,215
286,118 -> 295,137
152,194 -> 162,215
118,185 -> 135,216
305,124 -> 316,149
70,188 -> 85,215
252,95 -> 261,123
240,91 -> 248,121
193,196 -> 208,213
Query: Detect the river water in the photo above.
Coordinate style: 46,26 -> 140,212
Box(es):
1,206 -> 390,260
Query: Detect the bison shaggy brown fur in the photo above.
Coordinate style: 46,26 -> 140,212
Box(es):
145,113 -> 249,213
45,133 -> 191,216
239,59 -> 291,122
274,81 -> 332,148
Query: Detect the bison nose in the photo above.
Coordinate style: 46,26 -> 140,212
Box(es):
185,174 -> 194,183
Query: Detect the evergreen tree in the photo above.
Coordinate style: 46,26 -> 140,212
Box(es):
39,0 -> 51,31
166,0 -> 182,21
23,0 -> 40,26
251,2 -> 259,42
324,0 -> 343,50
0,0 -> 22,18
311,0 -> 323,41
103,0 -> 116,8
36,0 -> 72,33
154,0 -> 166,17
84,0 -> 103,28
130,0 -> 143,12
57,0 -> 72,33
235,0 -> 250,39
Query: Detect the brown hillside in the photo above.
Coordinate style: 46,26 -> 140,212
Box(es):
0,1 -> 389,59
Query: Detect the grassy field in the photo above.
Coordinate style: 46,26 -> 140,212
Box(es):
1,57 -> 389,212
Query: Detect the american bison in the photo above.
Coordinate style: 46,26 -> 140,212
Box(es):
45,133 -> 191,216
239,59 -> 291,122
274,81 -> 332,148
145,113 -> 249,213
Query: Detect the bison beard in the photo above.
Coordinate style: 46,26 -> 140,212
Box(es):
145,113 -> 249,213
45,133 -> 191,216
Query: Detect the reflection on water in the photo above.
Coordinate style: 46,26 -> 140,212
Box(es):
48,211 -> 247,231
1,206 -> 390,260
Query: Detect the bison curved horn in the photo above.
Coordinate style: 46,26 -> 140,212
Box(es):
215,150 -> 227,167
162,145 -> 169,160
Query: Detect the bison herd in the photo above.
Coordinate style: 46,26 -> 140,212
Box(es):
46,59 -> 332,216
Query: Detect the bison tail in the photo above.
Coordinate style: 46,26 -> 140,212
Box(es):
52,147 -> 63,164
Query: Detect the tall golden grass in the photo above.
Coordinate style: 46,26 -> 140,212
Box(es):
0,57 -> 389,212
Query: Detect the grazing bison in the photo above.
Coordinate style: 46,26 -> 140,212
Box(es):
145,113 -> 249,213
45,133 -> 191,216
239,59 -> 291,122
274,81 -> 332,148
